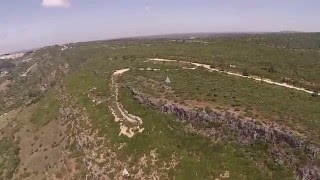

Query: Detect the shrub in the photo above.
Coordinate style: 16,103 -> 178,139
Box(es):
268,65 -> 276,73
242,69 -> 249,76
205,106 -> 213,113
311,90 -> 318,97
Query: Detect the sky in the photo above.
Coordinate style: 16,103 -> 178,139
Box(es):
1,0 -> 320,54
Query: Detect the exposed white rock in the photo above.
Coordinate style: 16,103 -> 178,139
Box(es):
0,52 -> 25,60
165,76 -> 171,83
108,68 -> 144,138
0,70 -> 8,77
22,58 -> 33,62
61,44 -> 68,51
122,168 -> 130,176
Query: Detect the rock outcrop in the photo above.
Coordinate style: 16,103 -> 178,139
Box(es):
130,88 -> 320,179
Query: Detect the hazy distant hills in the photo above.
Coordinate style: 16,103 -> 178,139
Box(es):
2,32 -> 320,56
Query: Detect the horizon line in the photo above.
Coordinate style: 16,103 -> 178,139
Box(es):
2,31 -> 320,55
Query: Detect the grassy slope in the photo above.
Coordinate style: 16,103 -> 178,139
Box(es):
251,33 -> 320,50
61,39 -> 320,143
120,87 -> 294,179
95,39 -> 320,91
0,137 -> 20,179
61,56 -> 294,179
124,67 -> 320,143
4,33 -> 319,178
30,90 -> 59,126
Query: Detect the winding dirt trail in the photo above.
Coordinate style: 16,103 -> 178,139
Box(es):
109,69 -> 144,138
108,58 -> 318,138
147,58 -> 319,95
21,62 -> 38,77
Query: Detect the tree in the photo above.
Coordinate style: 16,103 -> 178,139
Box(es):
268,65 -> 275,73
242,69 -> 249,76
0,59 -> 15,70
311,90 -> 319,97
205,106 -> 213,113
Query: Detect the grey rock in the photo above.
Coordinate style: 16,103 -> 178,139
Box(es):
130,87 -> 320,179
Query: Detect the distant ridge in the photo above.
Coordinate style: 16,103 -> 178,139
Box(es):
2,31 -> 320,55
278,31 -> 303,33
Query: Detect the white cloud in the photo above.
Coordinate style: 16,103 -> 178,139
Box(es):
41,0 -> 71,8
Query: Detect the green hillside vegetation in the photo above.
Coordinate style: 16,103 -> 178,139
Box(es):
124,66 -> 320,144
73,36 -> 320,91
0,33 -> 319,179
61,56 -> 294,179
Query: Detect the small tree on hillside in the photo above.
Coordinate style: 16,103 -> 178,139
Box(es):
242,69 -> 249,76
268,65 -> 275,73
311,90 -> 319,97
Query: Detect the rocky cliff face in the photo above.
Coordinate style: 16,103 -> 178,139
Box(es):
129,87 -> 320,179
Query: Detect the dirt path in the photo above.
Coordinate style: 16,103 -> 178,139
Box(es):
108,58 -> 318,137
21,62 -> 38,77
147,58 -> 319,95
109,69 -> 144,138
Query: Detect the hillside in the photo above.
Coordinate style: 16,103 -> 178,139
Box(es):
0,33 -> 319,179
